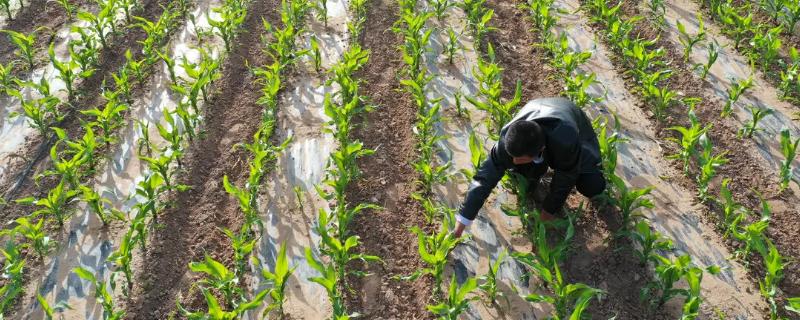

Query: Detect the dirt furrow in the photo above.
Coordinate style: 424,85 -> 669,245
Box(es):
342,0 -> 434,318
124,0 -> 281,318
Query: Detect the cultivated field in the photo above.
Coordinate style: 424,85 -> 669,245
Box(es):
1,0 -> 800,319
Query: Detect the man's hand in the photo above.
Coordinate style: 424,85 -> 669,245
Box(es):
451,221 -> 467,238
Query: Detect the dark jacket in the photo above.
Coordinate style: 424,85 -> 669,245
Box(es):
458,97 -> 601,221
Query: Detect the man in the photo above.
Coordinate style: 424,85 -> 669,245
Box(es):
452,97 -> 606,237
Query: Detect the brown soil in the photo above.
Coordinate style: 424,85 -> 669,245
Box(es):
342,0 -> 436,318
0,0 -> 95,83
0,0 -> 168,215
123,0 -> 281,318
604,1 -> 800,318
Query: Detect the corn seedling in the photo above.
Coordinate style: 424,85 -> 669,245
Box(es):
310,36 -> 322,73
315,0 -> 328,26
645,254 -> 701,308
16,179 -> 79,226
135,10 -> 179,67
513,232 -> 604,320
749,26 -> 782,72
722,75 -> 754,117
222,227 -> 256,281
107,228 -> 135,293
315,208 -> 381,286
630,220 -> 673,266
2,29 -> 36,69
37,293 -> 71,320
779,129 -> 799,191
427,277 -> 480,319
50,44 -> 89,102
784,1 -> 800,34
787,297 -> 800,315
189,254 -> 244,307
461,0 -> 494,49
80,185 -> 124,225
699,41 -> 719,80
209,0 -> 247,53
565,72 -> 600,109
348,0 -> 368,41
77,8 -> 113,50
394,10 -> 434,77
716,6 -> 752,50
400,226 -> 461,296
478,249 -> 507,305
732,195 -> 772,261
178,287 -> 268,319
0,60 -> 15,93
668,112 -> 711,174
738,105 -> 774,139
594,115 -> 626,178
8,91 -> 62,138
677,15 -> 706,63
12,217 -> 53,259
305,248 -> 352,319
54,0 -> 76,20
609,174 -> 654,234
642,78 -> 678,122
0,240 -> 25,314
81,96 -> 128,148
443,27 -> 459,65
73,267 -> 125,320
718,178 -> 744,238
697,135 -> 728,201
466,45 -> 522,140
260,241 -> 295,317
759,241 -> 787,320
68,35 -> 100,77
133,173 -> 166,226
648,0 -> 666,26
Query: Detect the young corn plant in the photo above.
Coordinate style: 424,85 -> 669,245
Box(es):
648,0 -> 666,26
68,33 -> 100,76
107,229 -> 135,294
0,240 -> 25,314
698,41 -> 719,80
427,277 -> 480,320
16,179 -> 79,226
55,0 -> 76,19
478,249 -> 507,305
189,254 -> 244,307
2,29 -> 36,70
564,71 -> 600,109
305,248 -> 353,319
77,7 -> 114,50
466,45 -> 522,140
629,220 -> 673,266
513,226 -> 604,320
347,0 -> 368,41
677,14 -> 706,62
443,27 -> 460,65
260,241 -> 295,317
696,135 -> 728,201
178,288 -> 268,319
315,0 -> 328,26
50,42 -> 92,103
210,0 -> 248,53
429,0 -> 451,22
8,90 -> 60,138
0,0 -> 12,20
81,96 -> 128,148
609,174 -> 654,235
730,200 -> 771,262
779,129 -> 799,191
722,75 -> 754,117
645,254 -> 701,308
222,227 -> 256,279
718,178 -> 744,237
783,1 -> 800,34
460,0 -> 494,49
11,217 -> 53,259
668,112 -> 711,175
0,60 -> 15,93
759,241 -> 788,320
400,226 -> 461,296
73,267 -> 125,320
738,105 -> 774,139
310,36 -> 322,73
749,26 -> 782,72
80,185 -> 125,225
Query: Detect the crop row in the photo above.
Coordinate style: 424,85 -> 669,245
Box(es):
177,0 -> 309,317
588,0 -> 800,318
0,0 -> 194,317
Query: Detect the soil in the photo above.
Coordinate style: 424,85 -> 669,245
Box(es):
595,1 -> 800,318
123,0 -> 282,318
341,0 -> 437,318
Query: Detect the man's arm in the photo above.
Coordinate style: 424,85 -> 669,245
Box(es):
542,127 -> 581,214
454,144 -> 509,236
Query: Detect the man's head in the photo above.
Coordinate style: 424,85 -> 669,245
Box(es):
503,120 -> 545,165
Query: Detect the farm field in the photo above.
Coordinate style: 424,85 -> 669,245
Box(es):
1,0 -> 800,319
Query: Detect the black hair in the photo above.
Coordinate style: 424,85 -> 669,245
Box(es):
503,120 -> 545,157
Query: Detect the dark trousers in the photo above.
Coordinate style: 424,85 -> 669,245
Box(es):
516,162 -> 606,200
